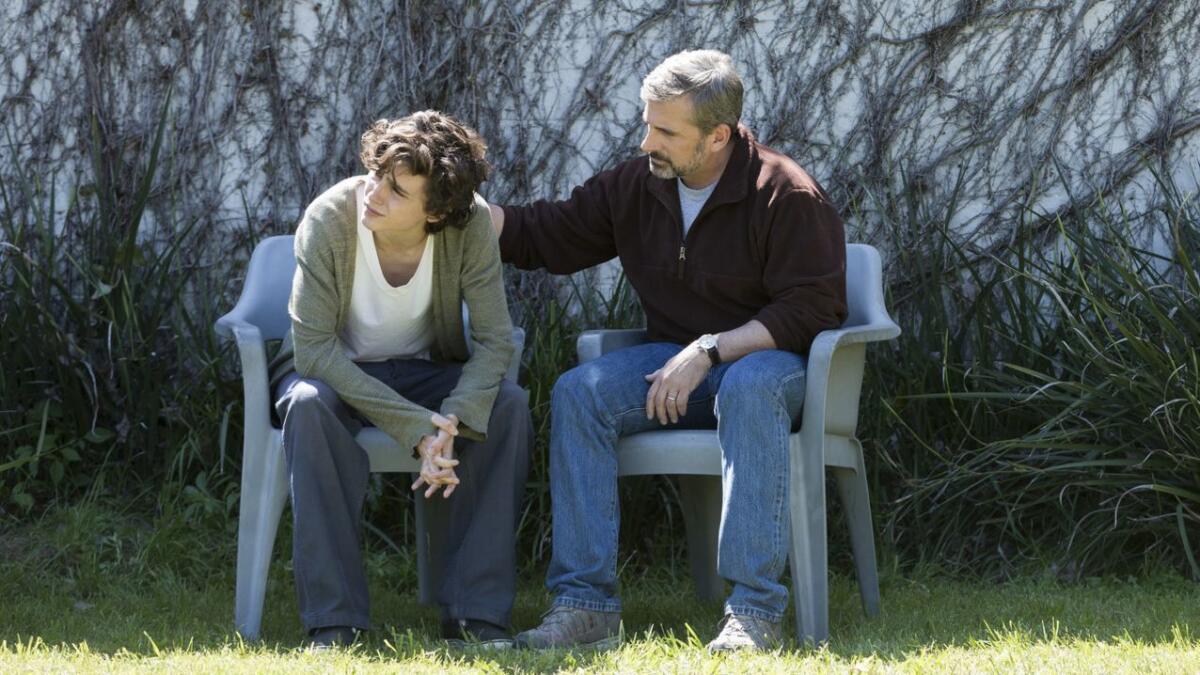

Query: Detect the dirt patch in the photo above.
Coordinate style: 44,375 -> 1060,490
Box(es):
0,528 -> 56,564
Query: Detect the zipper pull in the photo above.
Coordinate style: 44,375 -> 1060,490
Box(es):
677,245 -> 686,279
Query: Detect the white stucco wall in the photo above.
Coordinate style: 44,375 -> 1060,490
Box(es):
0,1 -> 1196,254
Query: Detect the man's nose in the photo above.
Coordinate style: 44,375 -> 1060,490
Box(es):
639,131 -> 654,154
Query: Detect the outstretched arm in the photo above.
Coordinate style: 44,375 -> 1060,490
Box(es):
489,166 -> 623,273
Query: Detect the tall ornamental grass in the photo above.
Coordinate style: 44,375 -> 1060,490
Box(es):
2,97 -> 1197,580
871,174 -> 1200,579
0,95 -> 241,523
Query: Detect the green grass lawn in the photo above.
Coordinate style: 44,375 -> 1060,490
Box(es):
1,504 -> 1198,672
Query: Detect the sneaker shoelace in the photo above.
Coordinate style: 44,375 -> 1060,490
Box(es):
720,614 -> 761,640
540,606 -> 591,636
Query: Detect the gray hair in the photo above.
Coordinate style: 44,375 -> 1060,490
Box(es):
639,49 -> 743,135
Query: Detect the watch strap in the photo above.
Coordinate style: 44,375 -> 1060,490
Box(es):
699,335 -> 721,366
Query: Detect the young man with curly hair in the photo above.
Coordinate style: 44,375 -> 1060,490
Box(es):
270,110 -> 530,648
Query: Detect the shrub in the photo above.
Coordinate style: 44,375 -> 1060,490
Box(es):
0,94 -> 241,517
872,177 -> 1200,579
3,92 -> 1197,578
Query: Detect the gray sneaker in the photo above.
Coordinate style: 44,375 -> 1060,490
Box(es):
515,605 -> 621,649
705,613 -> 782,653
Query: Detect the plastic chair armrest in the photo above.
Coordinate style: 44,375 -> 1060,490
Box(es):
216,318 -> 275,446
508,327 -> 525,382
215,307 -> 256,340
577,328 -> 650,363
800,320 -> 900,449
812,321 -> 901,352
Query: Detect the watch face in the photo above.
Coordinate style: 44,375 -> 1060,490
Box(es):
699,335 -> 717,349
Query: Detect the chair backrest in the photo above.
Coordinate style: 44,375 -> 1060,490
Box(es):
233,237 -> 882,350
236,235 -> 297,341
843,244 -> 887,329
232,234 -> 495,354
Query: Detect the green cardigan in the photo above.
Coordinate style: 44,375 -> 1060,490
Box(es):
269,176 -> 515,453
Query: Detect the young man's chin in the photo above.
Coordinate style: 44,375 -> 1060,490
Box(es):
362,220 -> 393,234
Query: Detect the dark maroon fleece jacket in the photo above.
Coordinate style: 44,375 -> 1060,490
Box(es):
498,127 -> 847,354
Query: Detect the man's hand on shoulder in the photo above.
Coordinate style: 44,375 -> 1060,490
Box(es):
487,203 -> 505,237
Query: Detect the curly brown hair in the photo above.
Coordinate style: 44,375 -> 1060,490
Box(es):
359,111 -> 490,233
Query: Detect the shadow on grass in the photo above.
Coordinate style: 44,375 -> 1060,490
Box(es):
825,569 -> 1197,659
3,563 -> 1195,663
1,504 -> 1196,666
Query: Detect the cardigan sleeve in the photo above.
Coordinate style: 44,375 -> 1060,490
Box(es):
437,196 -> 516,439
289,195 -> 439,454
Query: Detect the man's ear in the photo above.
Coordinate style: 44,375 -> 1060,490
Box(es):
710,123 -> 733,151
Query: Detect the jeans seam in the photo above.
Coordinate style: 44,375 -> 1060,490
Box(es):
585,378 -> 624,595
724,603 -> 783,623
777,371 -> 806,402
611,392 -> 715,427
770,393 -> 789,582
715,354 -> 804,618
610,404 -> 644,423
586,368 -> 624,431
555,595 -> 622,613
766,366 -> 795,584
776,366 -> 804,583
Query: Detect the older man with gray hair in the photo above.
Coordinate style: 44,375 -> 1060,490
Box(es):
491,49 -> 847,651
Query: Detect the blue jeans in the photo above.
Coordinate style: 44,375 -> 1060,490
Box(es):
546,342 -> 807,622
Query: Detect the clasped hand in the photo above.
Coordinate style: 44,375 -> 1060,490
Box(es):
644,342 -> 712,425
411,412 -> 460,498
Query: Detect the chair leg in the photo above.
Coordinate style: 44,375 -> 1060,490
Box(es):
235,434 -> 289,640
832,441 -> 881,617
413,481 -> 450,606
789,434 -> 829,646
677,475 -> 724,603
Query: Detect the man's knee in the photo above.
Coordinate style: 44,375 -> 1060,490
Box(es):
277,377 -> 354,474
550,362 -> 600,410
717,354 -> 803,406
278,377 -> 339,421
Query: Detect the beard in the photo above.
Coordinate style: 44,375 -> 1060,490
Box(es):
647,139 -> 706,179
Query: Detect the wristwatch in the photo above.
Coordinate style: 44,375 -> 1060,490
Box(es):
697,333 -> 721,366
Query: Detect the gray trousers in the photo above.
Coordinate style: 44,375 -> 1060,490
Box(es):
274,359 -> 532,632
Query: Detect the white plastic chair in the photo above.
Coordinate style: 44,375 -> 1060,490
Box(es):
214,234 -> 524,640
576,243 -> 899,645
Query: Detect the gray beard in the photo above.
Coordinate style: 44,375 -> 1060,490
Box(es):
648,151 -> 703,180
648,157 -> 677,179
652,135 -> 705,177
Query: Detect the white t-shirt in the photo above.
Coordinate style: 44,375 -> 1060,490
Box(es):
340,181 -> 436,362
678,177 -> 718,238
